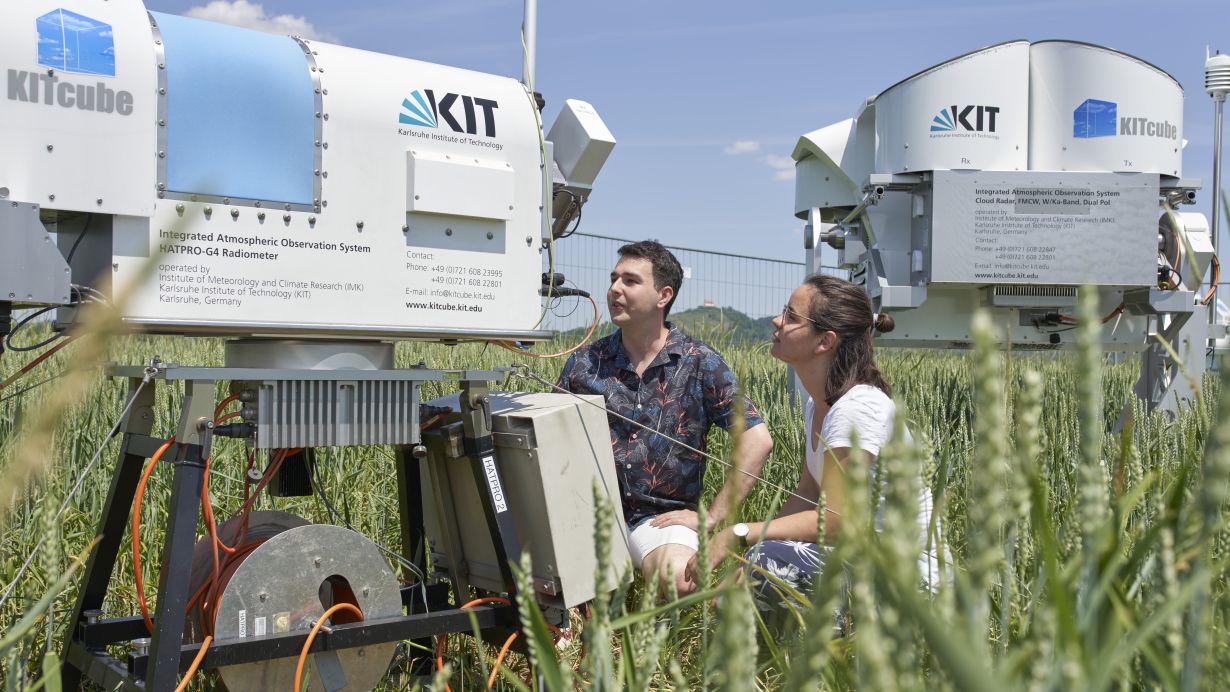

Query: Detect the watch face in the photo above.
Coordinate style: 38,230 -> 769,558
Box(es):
733,523 -> 750,538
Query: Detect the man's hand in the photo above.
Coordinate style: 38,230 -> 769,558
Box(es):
647,509 -> 712,531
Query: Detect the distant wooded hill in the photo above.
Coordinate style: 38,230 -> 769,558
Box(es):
552,305 -> 776,347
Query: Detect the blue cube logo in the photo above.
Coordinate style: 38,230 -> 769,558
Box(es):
1073,99 -> 1116,138
37,9 -> 115,77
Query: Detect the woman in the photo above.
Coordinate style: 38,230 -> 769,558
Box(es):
685,274 -> 938,619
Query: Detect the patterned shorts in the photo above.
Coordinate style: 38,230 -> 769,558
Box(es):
743,540 -> 833,624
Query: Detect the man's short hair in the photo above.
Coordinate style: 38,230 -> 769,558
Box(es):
617,240 -> 684,317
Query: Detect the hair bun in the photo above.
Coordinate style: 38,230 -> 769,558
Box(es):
873,312 -> 895,334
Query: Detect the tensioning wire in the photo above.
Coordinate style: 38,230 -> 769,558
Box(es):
510,364 -> 835,516
0,369 -> 155,611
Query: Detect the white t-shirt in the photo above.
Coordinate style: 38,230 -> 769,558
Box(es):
804,385 -> 943,586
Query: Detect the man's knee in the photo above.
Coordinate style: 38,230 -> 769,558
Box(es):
641,544 -> 697,596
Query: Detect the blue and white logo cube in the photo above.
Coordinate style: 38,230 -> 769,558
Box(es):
37,8 -> 116,77
1073,99 -> 1116,138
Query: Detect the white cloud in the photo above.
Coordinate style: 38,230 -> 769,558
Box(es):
184,1 -> 334,41
762,154 -> 795,182
723,140 -> 760,155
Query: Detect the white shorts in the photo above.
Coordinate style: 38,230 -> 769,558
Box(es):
627,519 -> 699,569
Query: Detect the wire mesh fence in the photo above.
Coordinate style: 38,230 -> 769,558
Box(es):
539,232 -> 845,333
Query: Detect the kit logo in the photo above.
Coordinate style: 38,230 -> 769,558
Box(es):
930,105 -> 1000,133
8,9 -> 132,115
399,88 -> 499,137
1073,99 -> 1178,140
37,8 -> 116,77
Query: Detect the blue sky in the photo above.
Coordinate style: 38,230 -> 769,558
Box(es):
148,0 -> 1229,263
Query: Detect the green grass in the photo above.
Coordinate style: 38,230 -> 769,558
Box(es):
2,303 -> 1229,690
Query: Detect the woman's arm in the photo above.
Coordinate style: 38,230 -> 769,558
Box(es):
775,465 -> 820,518
818,447 -> 851,541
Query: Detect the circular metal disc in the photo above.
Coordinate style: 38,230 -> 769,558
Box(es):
185,511 -> 310,643
213,524 -> 403,691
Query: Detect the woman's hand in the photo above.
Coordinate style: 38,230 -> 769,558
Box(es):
685,528 -> 738,584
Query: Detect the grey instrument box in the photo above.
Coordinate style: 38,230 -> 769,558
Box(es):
421,392 -> 631,609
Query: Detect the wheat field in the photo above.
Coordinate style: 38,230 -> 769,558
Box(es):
1,293 -> 1229,690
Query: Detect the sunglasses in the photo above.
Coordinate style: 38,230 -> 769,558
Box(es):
780,304 -> 826,330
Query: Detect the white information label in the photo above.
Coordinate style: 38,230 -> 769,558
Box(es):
254,616 -> 267,637
929,171 -> 1157,286
238,609 -> 247,638
481,454 -> 508,513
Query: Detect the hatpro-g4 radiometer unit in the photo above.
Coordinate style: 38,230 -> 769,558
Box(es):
1,0 -> 614,342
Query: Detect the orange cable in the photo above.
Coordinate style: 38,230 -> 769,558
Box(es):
234,449 -> 294,517
435,597 -> 511,691
1058,302 -> 1124,326
293,603 -> 364,692
435,597 -> 539,692
0,333 -> 79,391
133,436 -> 175,633
214,393 -> 240,419
174,635 -> 212,692
488,632 -> 519,689
1202,254 -> 1221,305
496,294 -> 600,360
214,411 -> 244,426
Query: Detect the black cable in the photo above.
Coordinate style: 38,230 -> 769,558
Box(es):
0,371 -> 66,404
5,307 -> 64,352
4,283 -> 106,353
64,213 -> 93,265
548,281 -> 584,320
310,449 -> 426,581
554,191 -> 584,239
0,302 -> 11,361
1161,265 -> 1183,290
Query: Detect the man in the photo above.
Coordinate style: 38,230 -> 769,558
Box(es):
557,240 -> 773,595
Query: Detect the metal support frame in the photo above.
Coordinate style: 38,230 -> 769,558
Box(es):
60,364 -> 523,690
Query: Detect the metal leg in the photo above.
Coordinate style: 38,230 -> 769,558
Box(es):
394,445 -> 426,576
394,443 -> 438,678
145,379 -> 215,690
1118,308 -> 1211,431
61,376 -> 156,687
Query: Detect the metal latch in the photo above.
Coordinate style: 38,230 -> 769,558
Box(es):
491,431 -> 532,450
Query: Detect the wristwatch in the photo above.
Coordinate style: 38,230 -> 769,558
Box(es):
731,522 -> 750,547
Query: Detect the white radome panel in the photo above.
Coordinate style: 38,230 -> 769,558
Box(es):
1029,41 -> 1183,175
112,35 -> 549,337
874,41 -> 1030,174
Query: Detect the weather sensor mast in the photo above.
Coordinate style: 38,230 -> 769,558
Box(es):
1207,49 -> 1230,260
794,40 -> 1226,416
